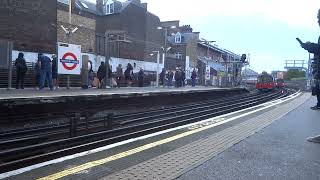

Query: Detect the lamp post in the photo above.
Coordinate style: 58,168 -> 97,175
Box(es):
198,39 -> 216,86
150,51 -> 160,87
60,0 -> 79,89
157,26 -> 176,69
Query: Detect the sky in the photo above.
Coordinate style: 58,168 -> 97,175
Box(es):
91,0 -> 320,73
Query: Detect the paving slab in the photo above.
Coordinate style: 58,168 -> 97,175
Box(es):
178,95 -> 320,180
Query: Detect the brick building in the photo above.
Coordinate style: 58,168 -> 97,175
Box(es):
57,0 -> 165,62
0,0 -> 57,53
57,0 -> 97,54
161,21 -> 200,71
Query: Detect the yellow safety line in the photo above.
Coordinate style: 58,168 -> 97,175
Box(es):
37,118 -> 225,180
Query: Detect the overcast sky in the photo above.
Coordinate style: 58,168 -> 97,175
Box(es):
91,0 -> 320,73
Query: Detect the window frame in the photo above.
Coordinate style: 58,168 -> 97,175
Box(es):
175,52 -> 183,59
175,32 -> 182,43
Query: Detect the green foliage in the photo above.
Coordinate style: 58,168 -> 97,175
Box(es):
284,70 -> 306,80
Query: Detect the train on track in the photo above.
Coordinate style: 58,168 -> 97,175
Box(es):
256,72 -> 276,91
256,72 -> 285,91
276,78 -> 286,88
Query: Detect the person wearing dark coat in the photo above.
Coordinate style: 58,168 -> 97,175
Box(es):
124,63 -> 133,87
159,68 -> 166,87
300,9 -> 320,110
167,70 -> 174,87
191,69 -> 197,87
15,52 -> 27,89
97,62 -> 106,88
116,64 -> 124,88
181,70 -> 186,87
300,9 -> 320,143
174,68 -> 181,88
138,68 -> 144,87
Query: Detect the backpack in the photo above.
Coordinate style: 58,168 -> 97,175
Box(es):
16,58 -> 27,73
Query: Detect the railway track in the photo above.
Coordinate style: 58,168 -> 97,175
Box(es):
0,89 -> 293,173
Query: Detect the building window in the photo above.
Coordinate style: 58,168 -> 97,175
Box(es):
175,52 -> 182,59
57,0 -> 69,5
103,0 -> 114,15
175,32 -> 182,43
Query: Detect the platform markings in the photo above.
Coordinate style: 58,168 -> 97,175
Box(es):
0,91 -> 301,180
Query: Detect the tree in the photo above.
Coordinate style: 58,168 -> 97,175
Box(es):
284,70 -> 306,80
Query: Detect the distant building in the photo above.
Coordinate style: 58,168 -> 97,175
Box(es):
0,0 -> 57,53
197,40 -> 242,86
162,21 -> 199,70
58,0 -> 165,61
271,71 -> 285,79
242,68 -> 259,84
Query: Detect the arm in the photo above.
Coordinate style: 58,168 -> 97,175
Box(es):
302,42 -> 320,54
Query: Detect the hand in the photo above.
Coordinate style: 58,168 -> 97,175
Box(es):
301,42 -> 311,50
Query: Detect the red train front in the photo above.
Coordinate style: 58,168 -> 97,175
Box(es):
276,78 -> 286,88
256,73 -> 276,91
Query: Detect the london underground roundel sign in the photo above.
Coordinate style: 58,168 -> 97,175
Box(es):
61,52 -> 79,70
58,43 -> 82,75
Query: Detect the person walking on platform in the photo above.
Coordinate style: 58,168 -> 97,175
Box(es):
300,9 -> 320,143
39,53 -> 53,90
191,69 -> 197,87
116,64 -> 123,88
97,62 -> 106,89
51,55 -> 59,90
15,52 -> 27,89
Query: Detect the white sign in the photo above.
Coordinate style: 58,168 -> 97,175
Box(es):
205,65 -> 211,80
58,42 -> 82,75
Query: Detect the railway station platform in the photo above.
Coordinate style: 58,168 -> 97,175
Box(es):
0,86 -> 245,105
1,91 -> 318,180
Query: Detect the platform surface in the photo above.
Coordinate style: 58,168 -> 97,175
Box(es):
1,92 -> 317,180
178,94 -> 320,180
0,86 -> 242,101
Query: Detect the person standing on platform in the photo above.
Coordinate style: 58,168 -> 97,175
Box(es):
138,68 -> 144,87
191,69 -> 197,87
300,9 -> 320,143
160,68 -> 166,87
125,63 -> 133,87
51,55 -> 59,90
116,64 -> 123,88
88,61 -> 94,88
300,9 -> 320,111
174,67 -> 181,88
39,53 -> 53,90
97,61 -> 106,89
15,52 -> 27,89
181,69 -> 186,87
